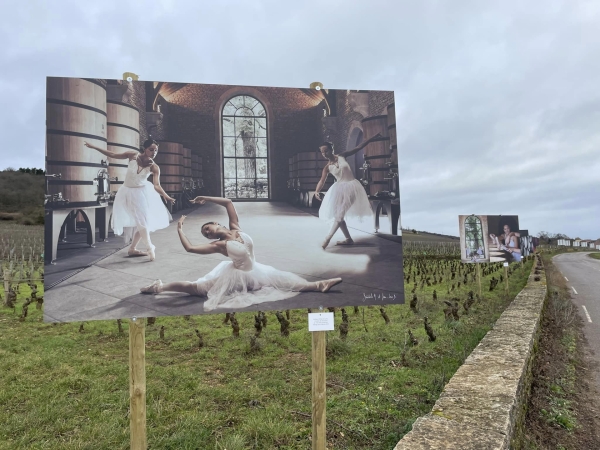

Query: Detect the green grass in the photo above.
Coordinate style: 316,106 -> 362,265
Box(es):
0,260 -> 533,449
588,252 -> 600,260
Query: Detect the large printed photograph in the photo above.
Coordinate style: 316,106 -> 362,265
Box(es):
459,214 -> 490,263
459,214 -> 524,264
486,215 -> 522,263
44,77 -> 403,322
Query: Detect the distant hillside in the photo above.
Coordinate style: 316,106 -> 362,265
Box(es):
0,169 -> 44,225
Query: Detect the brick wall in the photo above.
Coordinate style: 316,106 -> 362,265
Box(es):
160,84 -> 324,199
369,91 -> 394,117
135,82 -> 395,201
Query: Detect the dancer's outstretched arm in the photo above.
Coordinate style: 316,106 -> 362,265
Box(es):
177,216 -> 225,255
84,141 -> 137,160
192,196 -> 241,231
150,165 -> 176,205
314,164 -> 330,201
337,133 -> 382,158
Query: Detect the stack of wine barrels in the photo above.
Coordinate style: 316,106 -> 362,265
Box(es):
288,156 -> 295,189
106,100 -> 140,192
191,154 -> 199,179
361,115 -> 391,197
46,77 -> 107,208
183,147 -> 192,183
294,151 -> 333,191
191,154 -> 203,181
387,103 -> 397,165
153,141 -> 184,194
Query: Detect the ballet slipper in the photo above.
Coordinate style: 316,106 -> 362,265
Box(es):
148,245 -> 156,261
316,278 -> 342,293
322,235 -> 333,249
140,279 -> 162,294
128,249 -> 148,257
336,239 -> 354,246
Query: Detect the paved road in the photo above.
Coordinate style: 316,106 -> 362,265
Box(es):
553,252 -> 600,388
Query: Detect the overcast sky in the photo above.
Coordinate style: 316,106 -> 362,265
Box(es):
1,0 -> 598,239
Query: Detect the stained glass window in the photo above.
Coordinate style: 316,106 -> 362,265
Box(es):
222,96 -> 268,199
464,215 -> 485,260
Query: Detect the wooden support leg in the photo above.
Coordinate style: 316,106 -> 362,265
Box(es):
44,209 -> 72,264
374,201 -> 383,233
129,318 -> 147,449
78,209 -> 96,248
391,203 -> 400,236
60,218 -> 69,242
312,330 -> 326,450
96,206 -> 110,242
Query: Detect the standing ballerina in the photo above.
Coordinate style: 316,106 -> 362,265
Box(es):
140,196 -> 343,311
84,139 -> 175,261
314,134 -> 381,249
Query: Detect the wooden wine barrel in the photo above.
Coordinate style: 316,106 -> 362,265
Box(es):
288,156 -> 294,188
46,77 -> 108,208
152,141 -> 184,193
361,115 -> 391,197
294,151 -> 333,190
387,103 -> 395,126
191,153 -> 200,179
106,100 -> 139,192
387,103 -> 398,165
292,154 -> 299,189
183,147 -> 192,178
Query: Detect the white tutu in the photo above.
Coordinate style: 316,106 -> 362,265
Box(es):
189,231 -> 312,311
111,180 -> 172,242
319,179 -> 372,223
194,261 -> 309,311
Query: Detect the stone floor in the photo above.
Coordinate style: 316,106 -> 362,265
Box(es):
44,202 -> 404,322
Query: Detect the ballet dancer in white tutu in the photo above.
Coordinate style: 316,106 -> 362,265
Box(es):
84,139 -> 175,261
314,135 -> 381,249
140,196 -> 342,311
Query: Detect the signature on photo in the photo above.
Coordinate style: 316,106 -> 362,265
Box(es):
363,293 -> 397,301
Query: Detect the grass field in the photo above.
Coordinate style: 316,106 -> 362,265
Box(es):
0,226 -> 534,449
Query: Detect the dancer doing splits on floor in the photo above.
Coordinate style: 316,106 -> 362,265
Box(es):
140,196 -> 343,311
314,134 -> 381,249
84,139 -> 175,261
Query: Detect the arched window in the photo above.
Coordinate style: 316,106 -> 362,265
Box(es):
222,95 -> 268,199
464,215 -> 485,260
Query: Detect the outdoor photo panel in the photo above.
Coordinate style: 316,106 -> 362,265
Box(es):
519,229 -> 532,258
486,215 -> 521,263
459,215 -> 490,263
44,77 -> 403,322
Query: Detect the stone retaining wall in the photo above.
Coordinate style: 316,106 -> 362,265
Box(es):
395,258 -> 547,449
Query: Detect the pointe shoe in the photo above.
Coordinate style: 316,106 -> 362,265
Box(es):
317,278 -> 342,293
322,236 -> 333,250
336,239 -> 354,246
148,245 -> 156,261
128,249 -> 148,257
140,279 -> 162,294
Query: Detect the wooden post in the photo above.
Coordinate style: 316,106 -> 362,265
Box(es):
476,263 -> 482,298
129,317 -> 147,450
312,330 -> 327,450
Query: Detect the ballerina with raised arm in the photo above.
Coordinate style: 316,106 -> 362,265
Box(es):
84,139 -> 175,261
140,196 -> 343,311
314,134 -> 381,249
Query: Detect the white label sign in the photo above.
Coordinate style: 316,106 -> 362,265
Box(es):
503,262 -> 509,267
308,312 -> 335,331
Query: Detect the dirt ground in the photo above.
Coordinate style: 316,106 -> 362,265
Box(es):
521,255 -> 600,449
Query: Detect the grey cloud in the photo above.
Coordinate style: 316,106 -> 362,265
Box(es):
1,0 -> 598,238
